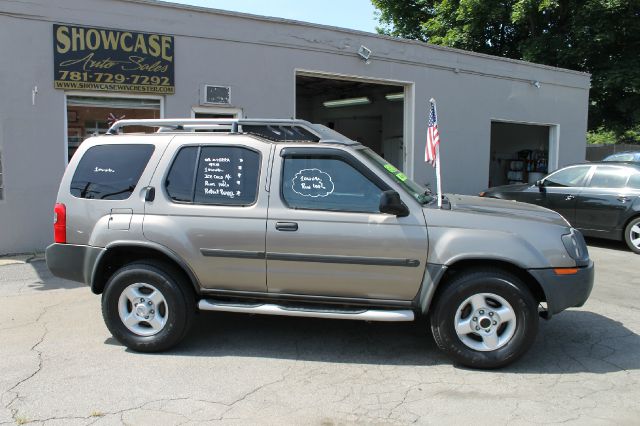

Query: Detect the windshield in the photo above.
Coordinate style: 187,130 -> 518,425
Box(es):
359,147 -> 434,204
604,152 -> 639,162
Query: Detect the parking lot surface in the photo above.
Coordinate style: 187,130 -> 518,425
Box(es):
1,241 -> 639,425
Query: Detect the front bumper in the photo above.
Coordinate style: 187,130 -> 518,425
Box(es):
45,243 -> 105,285
528,260 -> 594,318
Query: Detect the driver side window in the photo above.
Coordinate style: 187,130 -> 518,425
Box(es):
544,166 -> 591,188
282,156 -> 384,213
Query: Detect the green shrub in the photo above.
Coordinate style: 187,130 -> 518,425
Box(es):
587,128 -> 617,145
587,127 -> 640,145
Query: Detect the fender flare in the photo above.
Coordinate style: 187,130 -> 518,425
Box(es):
91,240 -> 202,295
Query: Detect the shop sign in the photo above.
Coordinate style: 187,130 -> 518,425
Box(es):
53,24 -> 174,94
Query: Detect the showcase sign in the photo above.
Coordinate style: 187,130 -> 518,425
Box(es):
53,24 -> 174,94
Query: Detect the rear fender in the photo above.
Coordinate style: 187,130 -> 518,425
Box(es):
91,240 -> 201,295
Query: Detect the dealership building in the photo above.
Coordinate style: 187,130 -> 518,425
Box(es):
0,0 -> 590,254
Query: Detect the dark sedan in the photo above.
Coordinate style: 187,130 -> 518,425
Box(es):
480,162 -> 640,253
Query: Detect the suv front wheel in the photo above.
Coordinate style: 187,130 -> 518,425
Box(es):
430,269 -> 538,369
102,261 -> 195,352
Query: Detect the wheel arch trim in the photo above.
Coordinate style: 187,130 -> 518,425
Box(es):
91,240 -> 202,295
415,258 -> 547,316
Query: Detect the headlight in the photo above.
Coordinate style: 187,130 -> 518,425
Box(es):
562,229 -> 589,263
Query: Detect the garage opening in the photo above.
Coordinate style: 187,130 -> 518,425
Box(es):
489,121 -> 556,187
296,75 -> 406,170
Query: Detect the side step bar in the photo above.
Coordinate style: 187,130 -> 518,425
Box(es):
198,299 -> 415,322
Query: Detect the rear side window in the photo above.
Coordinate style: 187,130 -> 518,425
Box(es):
166,147 -> 198,202
70,144 -> 154,200
588,166 -> 629,189
165,146 -> 260,206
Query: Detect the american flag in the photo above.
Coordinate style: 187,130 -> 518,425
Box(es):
425,100 -> 440,166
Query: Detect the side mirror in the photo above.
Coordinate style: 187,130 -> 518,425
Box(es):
535,179 -> 545,192
379,190 -> 409,217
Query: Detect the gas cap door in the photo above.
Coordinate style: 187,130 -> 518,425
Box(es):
108,208 -> 133,230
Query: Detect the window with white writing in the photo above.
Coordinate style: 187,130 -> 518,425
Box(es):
166,146 -> 260,205
282,157 -> 382,213
70,144 -> 154,200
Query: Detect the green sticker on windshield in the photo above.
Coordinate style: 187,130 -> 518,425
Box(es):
384,164 -> 398,173
395,172 -> 408,182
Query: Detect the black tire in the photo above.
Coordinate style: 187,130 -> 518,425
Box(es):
101,261 -> 195,352
624,217 -> 640,254
430,269 -> 538,369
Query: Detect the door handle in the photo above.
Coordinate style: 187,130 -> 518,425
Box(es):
275,222 -> 298,231
617,196 -> 631,203
565,195 -> 575,201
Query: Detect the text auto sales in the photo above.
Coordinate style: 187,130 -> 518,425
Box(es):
53,25 -> 175,94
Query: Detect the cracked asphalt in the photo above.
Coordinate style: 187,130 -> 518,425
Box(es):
1,240 -> 639,425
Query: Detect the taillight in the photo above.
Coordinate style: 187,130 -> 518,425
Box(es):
54,203 -> 66,243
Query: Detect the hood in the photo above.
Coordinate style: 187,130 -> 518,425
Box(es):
485,183 -> 533,193
445,194 -> 569,227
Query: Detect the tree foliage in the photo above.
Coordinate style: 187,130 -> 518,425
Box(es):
372,0 -> 640,138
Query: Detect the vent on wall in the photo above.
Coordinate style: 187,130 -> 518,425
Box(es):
203,85 -> 231,105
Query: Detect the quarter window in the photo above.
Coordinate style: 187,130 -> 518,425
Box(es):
282,157 -> 383,213
165,146 -> 260,206
544,166 -> 591,188
588,167 -> 629,189
70,144 -> 154,200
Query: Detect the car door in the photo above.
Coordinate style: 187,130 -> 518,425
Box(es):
540,165 -> 593,225
507,185 -> 545,206
574,165 -> 637,236
143,135 -> 270,292
265,146 -> 428,301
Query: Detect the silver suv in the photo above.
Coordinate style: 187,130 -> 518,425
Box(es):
46,118 -> 594,369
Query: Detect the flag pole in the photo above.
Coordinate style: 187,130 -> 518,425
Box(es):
430,98 -> 443,208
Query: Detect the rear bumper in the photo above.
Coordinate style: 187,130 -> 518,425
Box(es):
529,261 -> 594,318
45,243 -> 105,285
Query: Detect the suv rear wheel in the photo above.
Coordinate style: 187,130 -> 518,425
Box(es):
430,269 -> 538,369
102,261 -> 195,352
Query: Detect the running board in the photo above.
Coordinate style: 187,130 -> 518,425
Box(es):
198,299 -> 415,322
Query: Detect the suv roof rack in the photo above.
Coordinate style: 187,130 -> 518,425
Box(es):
105,118 -> 358,145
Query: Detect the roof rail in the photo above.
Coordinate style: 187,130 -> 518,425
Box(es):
105,118 -> 357,145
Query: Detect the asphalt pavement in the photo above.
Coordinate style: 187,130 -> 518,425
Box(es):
0,240 -> 639,425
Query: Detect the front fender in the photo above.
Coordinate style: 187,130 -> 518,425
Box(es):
427,227 -> 552,269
